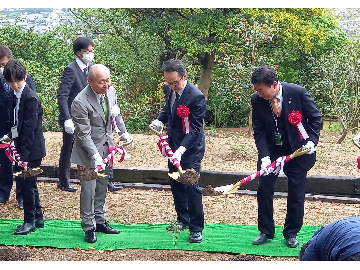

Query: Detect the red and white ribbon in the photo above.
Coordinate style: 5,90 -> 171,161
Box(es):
3,144 -> 27,168
156,133 -> 181,169
239,155 -> 290,186
96,145 -> 127,171
177,105 -> 192,134
288,110 -> 309,140
111,116 -> 121,134
157,134 -> 168,157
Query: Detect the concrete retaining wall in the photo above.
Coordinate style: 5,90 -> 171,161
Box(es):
39,165 -> 360,197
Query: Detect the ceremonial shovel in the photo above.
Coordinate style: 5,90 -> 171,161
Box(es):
203,147 -> 311,196
0,141 -> 43,177
149,125 -> 200,185
74,140 -> 131,181
74,116 -> 132,181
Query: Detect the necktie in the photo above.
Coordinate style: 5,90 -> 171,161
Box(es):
100,95 -> 108,120
83,67 -> 88,77
14,96 -> 19,125
271,97 -> 281,117
172,92 -> 180,112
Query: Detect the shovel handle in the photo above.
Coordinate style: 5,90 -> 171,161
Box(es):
149,125 -> 163,135
149,124 -> 183,171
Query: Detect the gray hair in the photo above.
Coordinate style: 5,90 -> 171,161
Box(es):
88,64 -> 110,80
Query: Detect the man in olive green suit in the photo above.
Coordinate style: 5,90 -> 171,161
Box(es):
71,64 -> 134,243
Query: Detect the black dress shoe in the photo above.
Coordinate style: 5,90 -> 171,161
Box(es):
96,221 -> 120,234
253,233 -> 272,245
107,182 -> 123,192
58,184 -> 77,192
14,222 -> 36,235
16,199 -> 23,210
17,217 -> 44,229
286,237 -> 299,248
35,216 -> 44,228
85,229 -> 97,243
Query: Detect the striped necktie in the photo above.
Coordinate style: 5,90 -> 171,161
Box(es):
100,95 -> 108,120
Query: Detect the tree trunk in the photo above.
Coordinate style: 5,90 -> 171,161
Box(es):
198,52 -> 215,99
336,130 -> 348,144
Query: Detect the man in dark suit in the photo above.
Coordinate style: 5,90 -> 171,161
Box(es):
0,45 -> 37,209
150,59 -> 206,243
1,59 -> 45,235
57,37 -> 122,193
57,36 -> 94,192
250,64 -> 322,248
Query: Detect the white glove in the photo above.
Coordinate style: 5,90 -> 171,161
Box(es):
64,119 -> 75,134
0,134 -> 10,143
169,146 -> 187,164
303,140 -> 316,154
110,104 -> 121,117
261,156 -> 273,176
150,119 -> 163,131
92,152 -> 105,171
120,132 -> 134,146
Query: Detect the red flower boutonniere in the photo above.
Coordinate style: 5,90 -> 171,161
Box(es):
288,110 -> 309,140
177,105 -> 192,134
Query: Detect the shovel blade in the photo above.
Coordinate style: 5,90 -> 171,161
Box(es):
75,167 -> 108,181
13,167 -> 43,178
214,182 -> 241,195
168,171 -> 180,180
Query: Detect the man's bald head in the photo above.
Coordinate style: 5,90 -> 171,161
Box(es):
87,64 -> 111,94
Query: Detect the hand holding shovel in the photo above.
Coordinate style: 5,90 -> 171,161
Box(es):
74,142 -> 130,181
149,125 -> 200,185
1,142 -> 43,177
204,146 -> 311,195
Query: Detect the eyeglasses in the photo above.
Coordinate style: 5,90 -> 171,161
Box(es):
80,49 -> 95,54
166,77 -> 183,86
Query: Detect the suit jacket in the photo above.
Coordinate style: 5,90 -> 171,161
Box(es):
57,60 -> 91,125
251,81 -> 322,171
70,85 -> 127,168
0,76 -> 36,136
8,84 -> 46,162
157,81 -> 206,164
0,79 -> 11,137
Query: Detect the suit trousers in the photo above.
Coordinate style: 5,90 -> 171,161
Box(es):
79,170 -> 109,232
169,161 -> 204,233
58,129 -> 74,187
15,159 -> 43,223
257,146 -> 307,239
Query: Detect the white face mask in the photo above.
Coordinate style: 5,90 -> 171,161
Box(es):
0,67 -> 4,77
82,52 -> 94,64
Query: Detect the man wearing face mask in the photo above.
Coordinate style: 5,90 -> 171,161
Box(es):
57,37 -> 94,193
0,45 -> 37,209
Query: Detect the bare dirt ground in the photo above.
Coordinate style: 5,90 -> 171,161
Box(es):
1,128 -> 360,261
